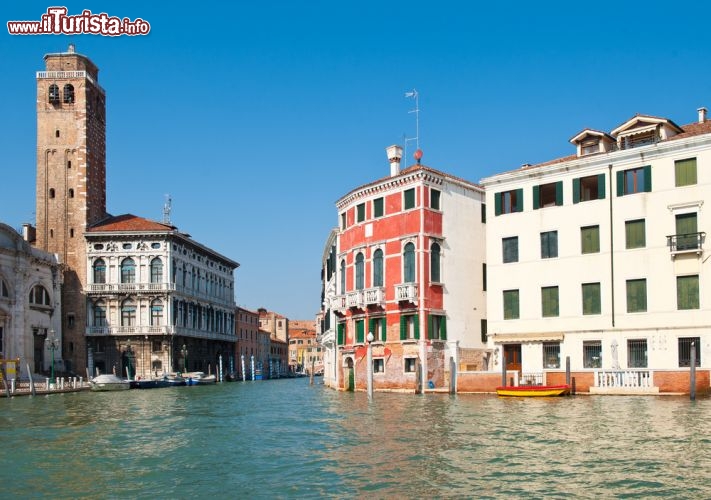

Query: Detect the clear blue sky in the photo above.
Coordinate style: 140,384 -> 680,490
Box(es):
3,1 -> 710,319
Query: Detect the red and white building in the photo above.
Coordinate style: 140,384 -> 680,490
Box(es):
327,146 -> 488,391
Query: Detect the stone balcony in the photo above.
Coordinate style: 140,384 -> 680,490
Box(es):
395,283 -> 418,305
85,282 -> 175,295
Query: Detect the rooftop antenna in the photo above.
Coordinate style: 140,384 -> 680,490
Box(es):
162,194 -> 172,225
404,89 -> 423,164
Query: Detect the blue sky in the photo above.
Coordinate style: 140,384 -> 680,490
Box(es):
3,1 -> 710,320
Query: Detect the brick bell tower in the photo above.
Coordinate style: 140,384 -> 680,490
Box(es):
36,44 -> 107,374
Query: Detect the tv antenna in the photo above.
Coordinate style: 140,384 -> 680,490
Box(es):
162,194 -> 172,225
404,89 -> 422,164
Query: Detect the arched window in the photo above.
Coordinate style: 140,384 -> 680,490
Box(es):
121,299 -> 136,326
94,300 -> 107,327
63,84 -> 75,104
373,249 -> 383,287
29,285 -> 51,306
93,259 -> 106,284
121,258 -> 136,283
151,299 -> 163,326
48,84 -> 60,103
150,258 -> 163,284
403,242 -> 416,283
340,260 -> 346,294
355,253 -> 364,290
68,188 -> 74,198
1,279 -> 9,298
49,188 -> 55,199
430,242 -> 441,283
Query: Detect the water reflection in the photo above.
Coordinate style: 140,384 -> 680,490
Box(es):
1,380 -> 710,498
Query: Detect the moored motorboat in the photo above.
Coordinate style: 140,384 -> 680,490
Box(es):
496,385 -> 570,397
130,377 -> 174,389
90,374 -> 130,392
164,373 -> 187,386
184,372 -> 217,385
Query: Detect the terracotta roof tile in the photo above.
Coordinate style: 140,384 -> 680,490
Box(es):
87,214 -> 175,233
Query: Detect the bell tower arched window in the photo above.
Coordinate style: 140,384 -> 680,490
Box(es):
48,84 -> 60,104
63,84 -> 75,104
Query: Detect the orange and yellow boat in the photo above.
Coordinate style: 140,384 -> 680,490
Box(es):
495,385 -> 570,397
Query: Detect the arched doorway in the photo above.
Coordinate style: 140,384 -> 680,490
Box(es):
345,357 -> 354,391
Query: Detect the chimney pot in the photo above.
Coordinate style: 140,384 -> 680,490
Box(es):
698,107 -> 707,124
386,144 -> 403,177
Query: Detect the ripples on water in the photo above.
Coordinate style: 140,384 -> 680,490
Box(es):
1,379 -> 710,499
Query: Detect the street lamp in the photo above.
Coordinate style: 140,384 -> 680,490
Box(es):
366,331 -> 374,399
181,344 -> 188,373
45,330 -> 59,387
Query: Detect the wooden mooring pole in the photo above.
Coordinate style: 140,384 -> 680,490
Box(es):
690,342 -> 696,401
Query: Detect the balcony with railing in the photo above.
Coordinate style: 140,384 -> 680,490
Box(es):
363,287 -> 385,307
86,325 -> 175,336
395,283 -> 418,304
346,291 -> 364,308
86,282 -> 175,295
331,295 -> 347,313
666,232 -> 705,257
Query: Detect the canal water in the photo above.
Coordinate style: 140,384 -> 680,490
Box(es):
1,378 -> 710,498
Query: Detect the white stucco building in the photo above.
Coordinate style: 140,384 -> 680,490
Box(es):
0,223 -> 62,378
481,108 -> 711,391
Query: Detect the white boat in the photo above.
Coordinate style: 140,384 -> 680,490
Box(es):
184,372 -> 217,385
90,374 -> 131,392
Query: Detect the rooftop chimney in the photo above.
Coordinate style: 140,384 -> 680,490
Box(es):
698,107 -> 707,124
386,144 -> 403,177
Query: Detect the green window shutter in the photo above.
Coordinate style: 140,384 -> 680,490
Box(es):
515,188 -> 523,212
356,320 -> 364,343
532,185 -> 540,210
381,317 -> 387,342
337,323 -> 344,345
597,174 -> 606,199
400,315 -> 406,340
495,193 -> 502,216
427,314 -> 434,339
572,178 -> 581,204
555,181 -> 563,206
414,314 -> 420,339
616,171 -> 624,196
441,317 -> 447,340
368,317 -> 375,337
643,165 -> 652,192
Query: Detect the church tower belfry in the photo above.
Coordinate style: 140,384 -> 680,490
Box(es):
36,44 -> 107,373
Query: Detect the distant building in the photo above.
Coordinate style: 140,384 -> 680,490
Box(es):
0,223 -> 61,377
288,327 -> 322,374
329,147 -> 487,391
318,229 -> 338,388
480,109 -> 711,393
236,306 -> 260,378
258,308 -> 288,343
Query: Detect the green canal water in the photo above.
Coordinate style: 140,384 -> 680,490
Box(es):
1,377 -> 710,498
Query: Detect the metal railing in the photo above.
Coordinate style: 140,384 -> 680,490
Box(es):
666,232 -> 705,253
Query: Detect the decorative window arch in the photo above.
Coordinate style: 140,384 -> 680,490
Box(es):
29,284 -> 51,306
94,300 -> 107,327
63,84 -> 75,104
120,258 -> 136,283
93,259 -> 106,284
1,278 -> 9,298
355,252 -> 364,290
340,259 -> 346,294
372,248 -> 384,287
150,258 -> 163,284
121,298 -> 136,326
430,242 -> 441,283
403,242 -> 416,283
151,299 -> 163,326
48,84 -> 60,103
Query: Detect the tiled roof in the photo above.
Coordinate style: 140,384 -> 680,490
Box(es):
508,119 -> 711,174
87,214 -> 175,232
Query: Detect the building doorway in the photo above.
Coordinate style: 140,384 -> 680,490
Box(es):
346,357 -> 354,391
504,344 -> 522,373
